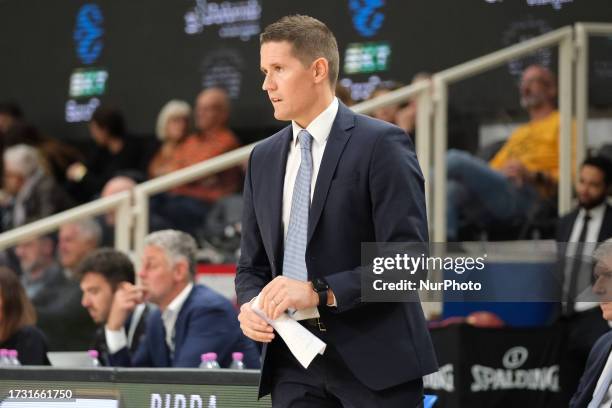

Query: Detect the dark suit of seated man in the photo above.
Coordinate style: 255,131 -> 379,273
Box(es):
570,239 -> 612,407
105,229 -> 260,368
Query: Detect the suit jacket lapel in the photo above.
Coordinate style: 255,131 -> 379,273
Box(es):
263,127 -> 292,273
308,103 -> 355,244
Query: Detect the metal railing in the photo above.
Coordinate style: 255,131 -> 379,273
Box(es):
0,191 -> 132,252
1,22 -> 608,255
574,23 -> 612,175
431,26 -> 575,242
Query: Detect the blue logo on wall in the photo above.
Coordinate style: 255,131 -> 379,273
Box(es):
349,0 -> 385,38
74,4 -> 104,65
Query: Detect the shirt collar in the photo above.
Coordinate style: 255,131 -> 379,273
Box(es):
579,201 -> 607,220
291,97 -> 339,146
162,282 -> 193,321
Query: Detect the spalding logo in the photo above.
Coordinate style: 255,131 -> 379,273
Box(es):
349,0 -> 385,38
74,4 -> 104,65
502,346 -> 529,369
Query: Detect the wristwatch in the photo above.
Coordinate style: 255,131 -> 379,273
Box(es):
311,278 -> 329,306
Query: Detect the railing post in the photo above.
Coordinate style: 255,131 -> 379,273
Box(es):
114,195 -> 132,253
416,85 -> 433,231
558,31 -> 574,216
133,188 -> 150,266
574,23 -> 588,178
432,76 -> 448,243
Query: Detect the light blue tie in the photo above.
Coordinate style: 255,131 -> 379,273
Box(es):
589,365 -> 612,408
282,130 -> 313,282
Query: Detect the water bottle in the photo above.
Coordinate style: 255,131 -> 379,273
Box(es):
8,350 -> 20,366
229,352 -> 245,370
87,349 -> 101,367
0,349 -> 10,366
199,353 -> 220,369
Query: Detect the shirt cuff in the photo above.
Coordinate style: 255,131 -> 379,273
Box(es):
105,326 -> 128,354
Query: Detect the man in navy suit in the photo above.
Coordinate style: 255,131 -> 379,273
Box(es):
235,15 -> 437,407
571,239 -> 612,407
105,229 -> 260,368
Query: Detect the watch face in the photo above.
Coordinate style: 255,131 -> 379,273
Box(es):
314,278 -> 329,292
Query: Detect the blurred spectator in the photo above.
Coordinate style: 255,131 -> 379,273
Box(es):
446,64 -> 565,240
556,156 -> 612,400
58,218 -> 102,279
570,240 -> 612,408
14,232 -> 95,351
14,235 -> 62,300
395,72 -> 431,135
148,100 -> 192,179
1,144 -> 72,231
335,83 -> 354,107
65,106 -> 145,202
150,90 -> 242,238
105,229 -> 259,368
4,124 -> 83,184
98,176 -> 171,246
368,82 -> 403,124
0,266 -> 48,365
0,102 -> 24,134
77,248 -> 150,366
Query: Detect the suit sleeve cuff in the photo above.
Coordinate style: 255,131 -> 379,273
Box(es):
105,326 -> 128,354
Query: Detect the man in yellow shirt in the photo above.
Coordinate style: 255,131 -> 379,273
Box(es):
446,65 -> 560,240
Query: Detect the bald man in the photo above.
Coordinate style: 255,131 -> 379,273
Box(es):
445,64 -> 565,240
165,88 -> 242,205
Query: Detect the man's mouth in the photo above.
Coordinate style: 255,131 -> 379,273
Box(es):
270,97 -> 282,103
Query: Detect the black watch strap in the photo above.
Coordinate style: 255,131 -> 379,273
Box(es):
312,278 -> 329,306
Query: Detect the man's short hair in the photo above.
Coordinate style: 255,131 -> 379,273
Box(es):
260,15 -> 339,89
145,230 -> 197,278
582,156 -> 612,186
91,106 -> 126,140
76,248 -> 135,290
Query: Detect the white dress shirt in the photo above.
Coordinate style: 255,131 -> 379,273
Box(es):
282,97 -> 339,239
592,350 -> 612,407
564,202 -> 607,312
106,283 -> 193,354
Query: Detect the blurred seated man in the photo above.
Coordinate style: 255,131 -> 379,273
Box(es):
65,106 -> 145,203
78,248 -> 150,366
59,218 -> 102,279
446,64 -> 565,240
1,144 -> 72,231
98,176 -> 171,246
368,82 -> 403,126
15,235 -> 63,300
150,90 -> 242,238
570,239 -> 612,407
105,229 -> 260,368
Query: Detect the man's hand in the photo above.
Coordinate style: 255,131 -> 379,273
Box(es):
237,301 -> 275,343
260,276 -> 319,320
499,159 -> 532,187
106,282 -> 144,331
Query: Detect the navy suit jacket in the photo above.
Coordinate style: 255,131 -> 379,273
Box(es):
109,284 -> 260,368
236,102 -> 438,397
570,330 -> 612,408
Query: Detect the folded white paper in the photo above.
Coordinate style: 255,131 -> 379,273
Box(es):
252,295 -> 326,368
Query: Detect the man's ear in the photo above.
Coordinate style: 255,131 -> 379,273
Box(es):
312,57 -> 329,85
174,259 -> 190,282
